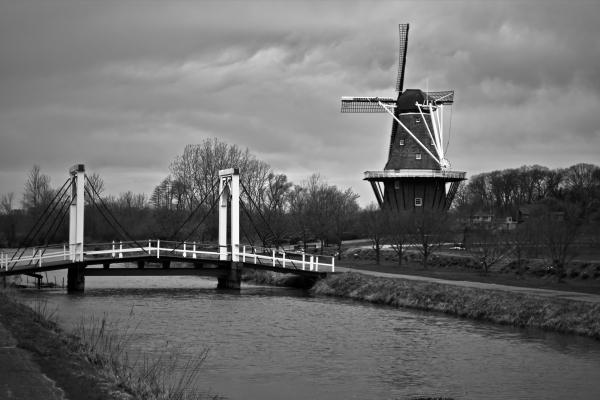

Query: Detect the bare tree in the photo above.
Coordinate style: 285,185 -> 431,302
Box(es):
169,139 -> 272,211
385,211 -> 411,267
361,204 -> 387,265
409,210 -> 449,269
533,204 -> 582,281
469,226 -> 513,274
1,193 -> 14,215
22,165 -> 52,211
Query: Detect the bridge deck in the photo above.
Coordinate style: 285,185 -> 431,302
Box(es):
1,240 -> 333,280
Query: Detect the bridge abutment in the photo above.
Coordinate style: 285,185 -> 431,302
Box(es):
217,262 -> 242,290
67,266 -> 85,293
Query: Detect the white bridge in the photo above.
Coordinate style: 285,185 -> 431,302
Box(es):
1,166 -> 335,291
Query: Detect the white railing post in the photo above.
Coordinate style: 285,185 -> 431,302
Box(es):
38,251 -> 42,267
309,255 -> 314,271
254,249 -> 257,264
242,246 -> 246,263
183,242 -> 187,258
157,239 -> 160,259
315,256 -> 319,272
332,256 -> 335,273
148,239 -> 152,255
282,251 -> 286,268
302,253 -> 305,270
119,241 -> 123,259
193,242 -> 197,259
112,240 -> 116,258
63,244 -> 66,260
272,249 -> 276,267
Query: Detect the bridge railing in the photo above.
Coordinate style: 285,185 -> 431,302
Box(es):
239,245 -> 335,272
0,244 -> 72,270
1,240 -> 335,273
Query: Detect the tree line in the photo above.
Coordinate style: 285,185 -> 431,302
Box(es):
2,139 -> 598,278
0,139 -> 361,252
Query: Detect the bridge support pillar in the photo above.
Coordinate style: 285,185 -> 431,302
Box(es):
67,266 -> 85,293
217,262 -> 242,290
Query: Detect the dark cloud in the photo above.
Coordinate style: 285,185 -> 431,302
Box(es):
1,1 -> 599,205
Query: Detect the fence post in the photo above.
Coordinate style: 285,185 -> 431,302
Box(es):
119,241 -> 123,259
63,244 -> 66,260
39,251 -> 42,267
183,242 -> 187,258
193,242 -> 197,259
242,246 -> 246,263
157,239 -> 160,259
272,249 -> 276,267
112,241 -> 116,258
254,249 -> 257,264
315,256 -> 319,272
331,256 -> 335,273
309,255 -> 314,271
302,253 -> 305,270
282,251 -> 286,268
148,239 -> 151,255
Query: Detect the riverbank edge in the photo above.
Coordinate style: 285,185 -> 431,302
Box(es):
310,272 -> 600,340
0,288 -> 218,400
0,288 -> 133,400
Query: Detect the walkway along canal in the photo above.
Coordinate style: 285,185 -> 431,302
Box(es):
15,273 -> 600,400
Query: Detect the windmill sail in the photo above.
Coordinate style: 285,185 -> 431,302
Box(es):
395,24 -> 409,93
340,97 -> 396,113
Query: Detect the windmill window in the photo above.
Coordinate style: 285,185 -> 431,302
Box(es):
415,153 -> 422,160
415,197 -> 423,207
399,139 -> 405,146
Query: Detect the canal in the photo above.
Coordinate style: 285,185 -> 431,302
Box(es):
17,274 -> 600,399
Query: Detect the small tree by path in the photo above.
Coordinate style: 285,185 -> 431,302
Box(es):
409,210 -> 449,269
361,204 -> 387,265
533,204 -> 582,281
469,226 -> 513,274
386,211 -> 411,267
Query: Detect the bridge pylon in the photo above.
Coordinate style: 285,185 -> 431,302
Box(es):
68,164 -> 85,292
217,168 -> 241,289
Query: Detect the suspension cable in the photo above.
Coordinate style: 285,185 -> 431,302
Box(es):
32,196 -> 72,266
167,179 -> 219,241
168,184 -> 226,254
9,178 -> 72,264
85,175 -> 150,252
240,181 -> 282,250
239,199 -> 271,248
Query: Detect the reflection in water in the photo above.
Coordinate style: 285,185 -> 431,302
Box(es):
19,275 -> 600,400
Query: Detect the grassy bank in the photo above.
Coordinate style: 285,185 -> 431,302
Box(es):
0,288 -> 217,400
312,272 -> 600,340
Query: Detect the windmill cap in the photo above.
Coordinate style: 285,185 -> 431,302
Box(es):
396,89 -> 427,112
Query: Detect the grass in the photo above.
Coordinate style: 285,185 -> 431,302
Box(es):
0,287 -> 219,400
312,272 -> 600,340
73,313 -> 215,400
340,250 -> 600,295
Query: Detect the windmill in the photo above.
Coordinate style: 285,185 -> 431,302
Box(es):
341,24 -> 466,212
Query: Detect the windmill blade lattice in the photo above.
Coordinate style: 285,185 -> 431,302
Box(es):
395,23 -> 409,93
340,97 -> 396,113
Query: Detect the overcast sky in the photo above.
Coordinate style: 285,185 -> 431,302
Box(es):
1,0 -> 599,206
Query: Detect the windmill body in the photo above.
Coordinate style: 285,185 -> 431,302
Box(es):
341,24 -> 466,212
